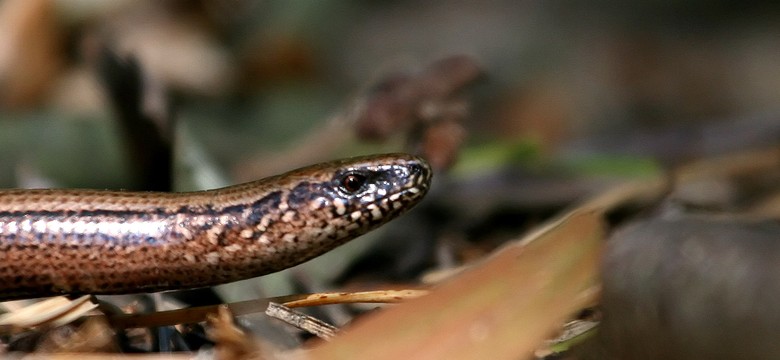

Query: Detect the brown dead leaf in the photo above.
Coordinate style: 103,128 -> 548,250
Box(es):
309,208 -> 605,360
36,316 -> 118,353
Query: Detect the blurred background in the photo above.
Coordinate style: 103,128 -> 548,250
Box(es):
2,0 -> 780,190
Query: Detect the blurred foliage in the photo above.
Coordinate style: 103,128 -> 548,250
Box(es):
0,0 -> 779,188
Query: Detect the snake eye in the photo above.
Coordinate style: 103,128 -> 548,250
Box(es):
340,173 -> 367,193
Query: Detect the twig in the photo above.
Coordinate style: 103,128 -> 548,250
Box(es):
265,302 -> 337,340
104,289 -> 426,330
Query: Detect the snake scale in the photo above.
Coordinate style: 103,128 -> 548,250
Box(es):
0,153 -> 431,301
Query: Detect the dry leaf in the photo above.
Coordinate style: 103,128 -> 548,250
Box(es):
36,316 -> 118,353
309,208 -> 604,360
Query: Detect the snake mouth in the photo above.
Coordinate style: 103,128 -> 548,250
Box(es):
349,170 -> 430,224
387,173 -> 431,209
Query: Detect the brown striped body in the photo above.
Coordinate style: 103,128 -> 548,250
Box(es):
0,154 -> 431,300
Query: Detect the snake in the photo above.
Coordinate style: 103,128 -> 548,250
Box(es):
0,153 -> 431,301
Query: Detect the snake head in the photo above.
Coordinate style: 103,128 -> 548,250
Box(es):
258,153 -> 433,264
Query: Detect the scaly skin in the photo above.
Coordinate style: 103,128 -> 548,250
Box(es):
0,153 -> 431,300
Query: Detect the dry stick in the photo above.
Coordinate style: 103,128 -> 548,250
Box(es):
105,290 -> 428,330
280,289 -> 428,308
6,354 -> 193,360
265,302 -> 338,340
0,290 -> 429,332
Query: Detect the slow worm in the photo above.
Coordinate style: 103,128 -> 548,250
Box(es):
0,153 -> 431,301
